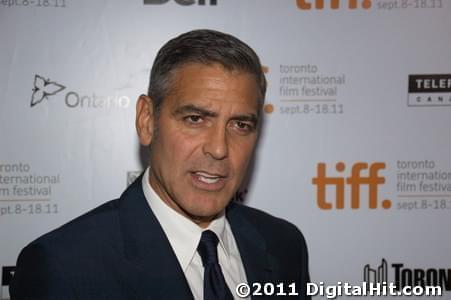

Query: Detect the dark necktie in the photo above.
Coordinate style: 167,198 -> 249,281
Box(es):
197,230 -> 234,300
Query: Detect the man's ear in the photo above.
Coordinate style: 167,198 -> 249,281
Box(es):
135,94 -> 155,146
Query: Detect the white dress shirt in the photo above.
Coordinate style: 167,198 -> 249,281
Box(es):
141,168 -> 248,299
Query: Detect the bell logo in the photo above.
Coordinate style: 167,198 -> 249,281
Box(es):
296,0 -> 372,10
144,0 -> 217,5
312,162 -> 391,210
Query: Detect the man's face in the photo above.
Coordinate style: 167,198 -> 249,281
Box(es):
137,63 -> 260,227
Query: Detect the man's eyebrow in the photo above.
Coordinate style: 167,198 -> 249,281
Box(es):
172,104 -> 259,124
232,114 -> 258,124
172,104 -> 218,118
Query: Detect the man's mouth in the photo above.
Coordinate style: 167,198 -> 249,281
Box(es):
190,171 -> 228,190
193,171 -> 225,184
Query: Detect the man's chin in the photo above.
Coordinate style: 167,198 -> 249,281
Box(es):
180,203 -> 228,225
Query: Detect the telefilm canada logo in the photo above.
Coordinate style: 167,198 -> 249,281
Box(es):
364,259 -> 451,292
407,74 -> 451,107
312,162 -> 391,210
30,74 -> 130,109
1,266 -> 15,300
296,0 -> 372,10
143,0 -> 217,5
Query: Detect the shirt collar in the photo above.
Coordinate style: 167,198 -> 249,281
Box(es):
141,168 -> 230,271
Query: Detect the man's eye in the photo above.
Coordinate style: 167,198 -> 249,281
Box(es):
233,121 -> 254,133
185,115 -> 203,124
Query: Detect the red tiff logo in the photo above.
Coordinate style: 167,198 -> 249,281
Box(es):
296,0 -> 372,9
312,162 -> 391,210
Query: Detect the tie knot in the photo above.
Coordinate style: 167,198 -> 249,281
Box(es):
198,230 -> 220,266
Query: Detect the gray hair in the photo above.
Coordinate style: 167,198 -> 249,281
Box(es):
147,29 -> 267,114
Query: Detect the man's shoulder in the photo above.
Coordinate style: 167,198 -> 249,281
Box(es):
26,176 -> 145,251
10,198 -> 126,297
25,198 -> 121,255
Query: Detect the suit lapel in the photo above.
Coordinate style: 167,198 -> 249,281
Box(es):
226,203 -> 275,292
116,177 -> 277,299
117,176 -> 194,299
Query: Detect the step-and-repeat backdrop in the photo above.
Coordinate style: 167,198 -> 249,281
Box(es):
1,1 -> 450,299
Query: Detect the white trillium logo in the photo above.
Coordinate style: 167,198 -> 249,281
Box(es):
30,75 -> 66,107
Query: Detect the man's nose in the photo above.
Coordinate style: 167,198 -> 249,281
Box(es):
202,124 -> 228,160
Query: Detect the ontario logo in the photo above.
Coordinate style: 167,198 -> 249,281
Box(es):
30,75 -> 65,107
312,162 -> 391,210
296,0 -> 372,10
364,259 -> 451,291
30,74 -> 130,109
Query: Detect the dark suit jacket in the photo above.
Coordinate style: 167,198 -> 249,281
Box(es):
10,177 -> 310,299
